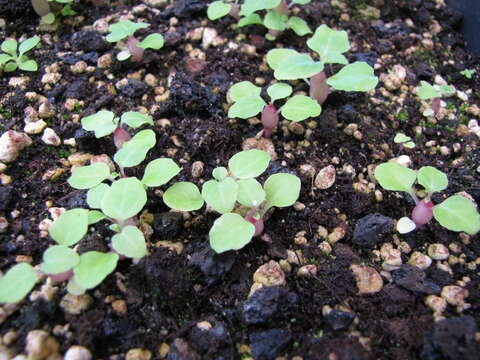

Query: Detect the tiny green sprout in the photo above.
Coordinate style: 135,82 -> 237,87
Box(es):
460,69 -> 475,79
202,149 -> 301,253
394,133 -> 415,149
0,36 -> 40,72
417,81 -> 455,117
227,79 -> 321,137
31,0 -> 75,24
106,20 -> 164,62
374,162 -> 480,235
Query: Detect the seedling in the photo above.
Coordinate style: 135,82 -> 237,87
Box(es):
207,0 -> 312,40
202,149 -> 301,253
374,162 -> 480,235
460,69 -> 475,80
394,133 -> 415,149
31,0 -> 75,24
227,80 -> 321,137
106,20 -> 164,62
0,36 -> 40,72
416,81 -> 455,117
267,25 -> 378,105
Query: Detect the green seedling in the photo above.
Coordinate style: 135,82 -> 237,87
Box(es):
374,162 -> 480,235
267,25 -> 378,105
106,20 -> 164,62
0,36 -> 40,72
31,0 -> 75,24
203,149 -> 301,253
394,133 -> 415,149
208,0 -> 312,40
227,80 -> 321,137
417,81 -> 455,117
460,69 -> 475,79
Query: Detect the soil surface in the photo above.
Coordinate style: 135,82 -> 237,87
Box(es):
0,0 -> 479,359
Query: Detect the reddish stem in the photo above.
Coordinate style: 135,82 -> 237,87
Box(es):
261,104 -> 279,138
229,4 -> 240,20
113,127 -> 131,149
411,199 -> 434,228
48,269 -> 73,283
275,0 -> 290,16
127,36 -> 144,63
310,72 -> 331,105
431,97 -> 441,115
245,209 -> 264,237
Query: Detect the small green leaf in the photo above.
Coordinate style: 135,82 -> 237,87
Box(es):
266,48 -> 299,70
287,16 -> 312,36
61,4 -> 76,16
41,245 -> 79,275
209,213 -> 255,253
73,251 -> 119,290
137,33 -> 164,50
417,81 -> 443,100
42,13 -> 55,25
237,178 -> 266,208
81,111 -> 117,138
68,163 -> 111,190
229,149 -> 270,179
106,20 -> 149,42
163,182 -> 204,211
0,54 -> 14,64
263,10 -> 288,31
281,95 -> 321,122
111,226 -> 147,259
207,1 -> 232,20
417,166 -> 448,194
101,177 -> 147,222
120,112 -> 153,128
1,39 -> 17,56
202,177 -> 239,214
3,62 -> 17,72
50,209 -> 89,247
88,210 -> 106,225
327,62 -> 378,92
87,183 -> 110,209
292,0 -> 311,4
274,54 -> 324,80
113,129 -> 156,168
433,196 -> 480,235
238,13 -> 263,27
240,0 -> 281,16
307,24 -> 350,64
19,36 -> 40,56
228,95 -> 266,119
213,167 -> 228,181
267,83 -> 292,102
264,173 -> 301,208
141,158 -> 181,187
228,81 -> 262,102
18,60 -> 38,71
374,162 -> 417,193
0,263 -> 37,304
394,133 -> 415,148
438,84 -> 455,96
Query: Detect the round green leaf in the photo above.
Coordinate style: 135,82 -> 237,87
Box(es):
207,1 -> 232,20
417,81 -> 439,100
237,178 -> 265,208
141,158 -> 181,187
88,210 -> 107,225
240,0 -> 281,16
263,10 -> 288,31
202,177 -> 239,214
114,129 -> 156,168
229,149 -> 271,179
238,13 -> 263,27
68,163 -> 111,190
306,24 -> 350,64
106,20 -> 149,42
0,54 -> 14,64
18,60 -> 38,72
228,81 -> 262,102
87,183 -> 110,209
120,112 -> 153,128
50,209 -> 89,247
433,196 -> 480,235
0,263 -> 37,304
163,182 -> 204,211
40,245 -> 79,275
19,36 -> 40,56
417,166 -> 448,194
138,33 -> 164,50
81,111 -> 117,138
264,173 -> 301,208
274,54 -> 324,80
326,62 -> 378,92
374,162 -> 417,193
41,13 -> 55,25
73,252 -> 119,290
101,177 -> 147,222
4,62 -> 17,72
267,83 -> 292,102
266,48 -> 299,70
281,95 -> 321,122
111,226 -> 147,259
1,39 -> 17,55
228,95 -> 266,119
287,16 -> 312,36
209,213 -> 255,253
213,167 -> 228,181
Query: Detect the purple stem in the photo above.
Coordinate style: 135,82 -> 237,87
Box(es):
245,209 -> 264,237
275,0 -> 290,15
261,104 -> 279,138
229,4 -> 240,20
113,127 -> 131,150
310,71 -> 331,105
48,269 -> 73,283
411,199 -> 434,228
127,36 -> 144,63
431,97 -> 441,115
